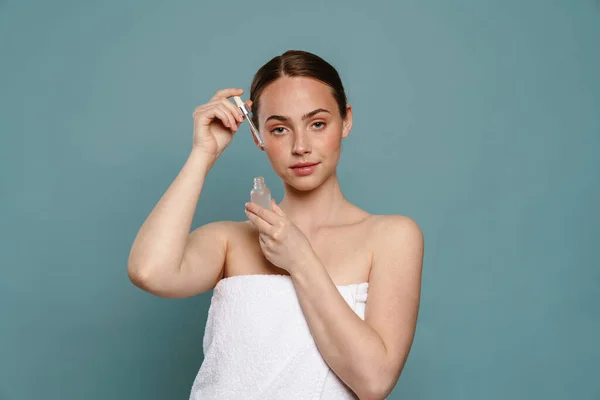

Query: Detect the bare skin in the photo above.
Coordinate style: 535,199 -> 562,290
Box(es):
127,81 -> 377,294
128,78 -> 423,399
228,76 -> 383,285
226,207 -> 375,285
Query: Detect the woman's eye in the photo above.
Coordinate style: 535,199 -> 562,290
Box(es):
271,127 -> 286,135
312,122 -> 326,129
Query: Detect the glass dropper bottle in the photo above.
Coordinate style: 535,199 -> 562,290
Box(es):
250,176 -> 271,211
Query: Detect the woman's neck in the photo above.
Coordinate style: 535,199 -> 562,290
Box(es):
279,172 -> 350,234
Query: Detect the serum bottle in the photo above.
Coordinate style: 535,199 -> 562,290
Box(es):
251,176 -> 271,211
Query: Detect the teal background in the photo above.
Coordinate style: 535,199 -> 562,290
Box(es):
1,0 -> 599,399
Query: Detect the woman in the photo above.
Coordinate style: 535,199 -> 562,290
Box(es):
128,50 -> 424,400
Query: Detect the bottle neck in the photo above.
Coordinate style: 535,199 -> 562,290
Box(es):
253,177 -> 265,190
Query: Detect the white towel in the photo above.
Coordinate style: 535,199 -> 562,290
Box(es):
189,274 -> 369,400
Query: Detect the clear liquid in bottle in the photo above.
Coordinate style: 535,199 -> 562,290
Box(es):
250,176 -> 271,211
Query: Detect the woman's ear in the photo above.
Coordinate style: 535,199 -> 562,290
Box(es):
342,104 -> 353,139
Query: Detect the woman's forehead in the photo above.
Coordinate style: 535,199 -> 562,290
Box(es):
259,77 -> 336,117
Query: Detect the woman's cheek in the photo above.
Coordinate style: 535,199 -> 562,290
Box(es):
265,140 -> 288,169
323,130 -> 343,153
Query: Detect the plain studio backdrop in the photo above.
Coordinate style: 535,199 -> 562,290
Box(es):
1,0 -> 599,399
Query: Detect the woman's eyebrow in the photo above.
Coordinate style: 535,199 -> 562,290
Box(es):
265,108 -> 331,123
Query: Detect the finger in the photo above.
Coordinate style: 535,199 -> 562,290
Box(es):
245,209 -> 274,234
246,202 -> 279,225
211,88 -> 244,101
205,106 -> 235,129
192,96 -> 247,119
194,105 -> 229,128
192,103 -> 211,118
271,199 -> 285,217
215,104 -> 238,131
220,98 -> 244,124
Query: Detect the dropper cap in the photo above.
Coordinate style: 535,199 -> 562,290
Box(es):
233,96 -> 247,112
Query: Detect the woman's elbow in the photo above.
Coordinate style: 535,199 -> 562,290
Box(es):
358,365 -> 401,400
128,264 -> 152,290
358,380 -> 392,400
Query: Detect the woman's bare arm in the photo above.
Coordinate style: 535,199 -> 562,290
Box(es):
127,88 -> 250,298
291,215 -> 424,399
127,149 -> 229,298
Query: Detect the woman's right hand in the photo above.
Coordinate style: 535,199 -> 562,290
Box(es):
192,88 -> 253,160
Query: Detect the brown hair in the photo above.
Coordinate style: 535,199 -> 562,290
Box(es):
250,50 -> 348,129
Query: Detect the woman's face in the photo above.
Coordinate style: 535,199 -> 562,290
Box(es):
256,76 -> 352,191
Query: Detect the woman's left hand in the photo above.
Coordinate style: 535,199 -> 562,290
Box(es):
245,199 -> 315,273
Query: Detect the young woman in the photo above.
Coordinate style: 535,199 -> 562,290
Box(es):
128,50 -> 424,400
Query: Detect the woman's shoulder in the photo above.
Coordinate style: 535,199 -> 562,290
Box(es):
363,212 -> 423,244
362,213 -> 424,282
370,213 -> 421,231
191,220 -> 255,244
202,219 -> 255,235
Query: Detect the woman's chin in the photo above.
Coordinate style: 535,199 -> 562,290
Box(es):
283,173 -> 328,192
290,181 -> 319,192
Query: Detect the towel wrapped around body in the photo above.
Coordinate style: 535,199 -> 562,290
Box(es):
189,274 -> 370,400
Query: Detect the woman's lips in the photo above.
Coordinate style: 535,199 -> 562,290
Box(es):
290,162 -> 320,176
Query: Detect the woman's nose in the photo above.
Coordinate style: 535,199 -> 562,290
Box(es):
292,131 -> 311,155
